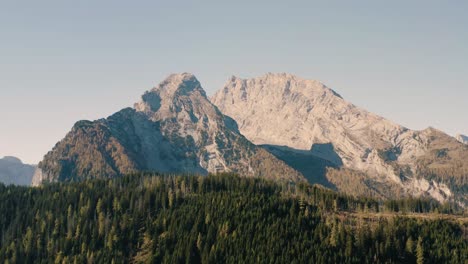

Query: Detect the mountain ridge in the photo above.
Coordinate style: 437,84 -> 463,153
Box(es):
211,73 -> 468,205
33,73 -> 303,185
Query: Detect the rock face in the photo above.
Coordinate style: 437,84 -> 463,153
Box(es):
456,134 -> 468,144
33,73 -> 303,185
0,156 -> 35,186
211,73 -> 468,204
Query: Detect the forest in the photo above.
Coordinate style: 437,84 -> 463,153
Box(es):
0,173 -> 466,263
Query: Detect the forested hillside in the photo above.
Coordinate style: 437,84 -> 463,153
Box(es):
0,174 -> 466,263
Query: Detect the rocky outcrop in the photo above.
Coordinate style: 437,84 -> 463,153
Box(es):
456,134 -> 468,144
33,73 -> 303,185
211,73 -> 468,204
0,156 -> 35,186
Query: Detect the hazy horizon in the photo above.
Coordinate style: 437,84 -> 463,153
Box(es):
1,1 -> 467,164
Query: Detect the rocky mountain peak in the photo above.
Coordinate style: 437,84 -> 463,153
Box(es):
221,73 -> 342,106
33,73 -> 303,185
157,72 -> 205,97
212,73 -> 468,205
135,73 -> 225,129
212,73 -> 394,152
134,73 -> 211,120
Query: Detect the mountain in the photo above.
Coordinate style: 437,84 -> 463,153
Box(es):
33,73 -> 303,185
211,73 -> 468,204
0,156 -> 35,186
456,134 -> 468,144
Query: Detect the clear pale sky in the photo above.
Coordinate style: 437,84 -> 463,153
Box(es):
1,1 -> 467,164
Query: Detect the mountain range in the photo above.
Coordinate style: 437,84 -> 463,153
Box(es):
32,73 -> 468,206
32,73 -> 301,186
0,156 -> 35,186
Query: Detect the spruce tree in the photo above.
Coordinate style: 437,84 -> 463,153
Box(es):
416,236 -> 424,264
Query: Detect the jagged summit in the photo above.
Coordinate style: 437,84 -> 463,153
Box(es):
134,73 -> 211,121
223,73 -> 343,103
213,73 -> 400,152
152,73 -> 204,96
33,73 -> 303,185
227,73 -> 325,89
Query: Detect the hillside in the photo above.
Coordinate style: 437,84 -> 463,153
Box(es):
0,174 -> 465,263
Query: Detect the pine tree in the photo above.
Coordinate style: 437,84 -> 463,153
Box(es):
416,236 -> 424,264
345,234 -> 353,258
132,232 -> 154,263
196,233 -> 203,252
405,237 -> 414,254
22,227 -> 33,254
98,212 -> 106,236
329,221 -> 338,247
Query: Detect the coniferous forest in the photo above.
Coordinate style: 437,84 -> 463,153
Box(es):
0,173 -> 466,263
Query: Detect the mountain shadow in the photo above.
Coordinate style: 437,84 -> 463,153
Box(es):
261,144 -> 341,189
310,143 -> 343,167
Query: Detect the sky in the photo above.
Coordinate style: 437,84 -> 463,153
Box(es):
1,0 -> 467,164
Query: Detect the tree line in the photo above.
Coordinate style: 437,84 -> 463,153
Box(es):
0,173 -> 466,263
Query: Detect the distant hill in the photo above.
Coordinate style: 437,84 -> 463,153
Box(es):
0,156 -> 35,186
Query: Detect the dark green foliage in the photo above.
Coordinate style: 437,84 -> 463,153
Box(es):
0,174 -> 466,263
382,196 -> 462,214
